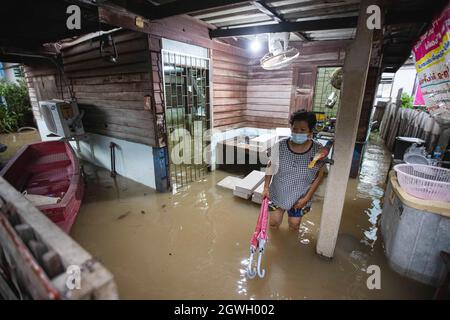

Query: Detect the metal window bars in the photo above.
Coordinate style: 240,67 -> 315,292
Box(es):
312,67 -> 341,118
162,50 -> 211,192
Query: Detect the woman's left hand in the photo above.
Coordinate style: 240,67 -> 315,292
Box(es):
293,196 -> 309,209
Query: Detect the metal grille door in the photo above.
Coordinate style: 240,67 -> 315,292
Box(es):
162,50 -> 211,191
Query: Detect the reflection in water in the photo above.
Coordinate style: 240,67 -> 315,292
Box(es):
356,135 -> 391,250
298,223 -> 312,245
0,131 -> 41,164
237,259 -> 249,296
70,134 -> 435,299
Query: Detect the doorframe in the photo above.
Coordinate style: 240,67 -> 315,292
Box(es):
291,65 -> 317,114
160,48 -> 212,189
291,62 -> 344,115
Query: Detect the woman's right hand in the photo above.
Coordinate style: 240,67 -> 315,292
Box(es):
261,187 -> 270,200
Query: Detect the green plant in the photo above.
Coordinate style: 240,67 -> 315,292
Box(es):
0,106 -> 20,133
401,92 -> 414,109
0,78 -> 30,113
0,77 -> 32,133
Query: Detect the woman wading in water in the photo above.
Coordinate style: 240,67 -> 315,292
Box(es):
262,110 -> 326,231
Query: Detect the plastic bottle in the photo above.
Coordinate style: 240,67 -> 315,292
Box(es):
433,145 -> 442,160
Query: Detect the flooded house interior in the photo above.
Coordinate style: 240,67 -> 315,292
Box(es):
0,0 -> 449,300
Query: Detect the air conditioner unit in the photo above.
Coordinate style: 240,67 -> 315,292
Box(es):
39,99 -> 84,138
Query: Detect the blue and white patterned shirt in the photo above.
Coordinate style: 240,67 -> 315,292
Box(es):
268,138 -> 323,210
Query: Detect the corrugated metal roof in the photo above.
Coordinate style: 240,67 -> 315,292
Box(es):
190,0 -> 360,41
187,0 -> 448,71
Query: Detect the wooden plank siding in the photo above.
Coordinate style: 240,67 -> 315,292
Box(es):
246,61 -> 293,128
212,45 -> 250,131
23,62 -> 62,123
142,14 -> 252,132
245,40 -> 349,129
60,31 -> 155,146
24,30 -> 156,146
23,15 -> 252,149
23,13 -> 356,150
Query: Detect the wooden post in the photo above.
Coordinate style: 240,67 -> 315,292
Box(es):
316,0 -> 378,258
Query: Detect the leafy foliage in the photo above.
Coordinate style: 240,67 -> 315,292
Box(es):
0,107 -> 20,133
401,92 -> 414,109
0,78 -> 32,133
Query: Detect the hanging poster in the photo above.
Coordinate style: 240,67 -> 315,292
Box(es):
413,4 -> 450,126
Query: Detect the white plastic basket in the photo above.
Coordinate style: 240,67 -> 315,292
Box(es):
393,164 -> 450,202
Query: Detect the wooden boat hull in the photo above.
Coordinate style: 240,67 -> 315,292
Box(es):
0,141 -> 84,233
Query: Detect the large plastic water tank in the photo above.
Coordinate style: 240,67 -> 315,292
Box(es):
381,171 -> 450,287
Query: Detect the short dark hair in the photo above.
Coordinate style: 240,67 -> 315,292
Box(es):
289,110 -> 317,130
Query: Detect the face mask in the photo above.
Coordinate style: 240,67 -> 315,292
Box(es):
290,133 -> 309,144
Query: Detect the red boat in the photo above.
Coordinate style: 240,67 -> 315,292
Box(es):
0,141 -> 84,233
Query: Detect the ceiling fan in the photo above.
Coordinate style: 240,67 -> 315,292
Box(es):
260,32 -> 299,70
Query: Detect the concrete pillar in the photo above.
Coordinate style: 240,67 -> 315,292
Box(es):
316,0 -> 378,258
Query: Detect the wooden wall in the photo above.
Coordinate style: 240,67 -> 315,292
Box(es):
25,15 -> 252,150
60,30 -> 155,146
91,19 -> 349,135
291,40 -> 349,114
246,62 -> 294,128
246,40 -> 349,129
25,30 -> 155,146
23,62 -> 60,125
128,14 -> 251,132
212,44 -> 249,130
24,13 -> 361,149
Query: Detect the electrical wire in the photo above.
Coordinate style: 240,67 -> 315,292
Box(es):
48,55 -> 74,101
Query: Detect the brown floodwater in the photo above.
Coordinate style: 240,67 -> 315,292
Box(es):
0,130 -> 41,165
69,134 -> 435,299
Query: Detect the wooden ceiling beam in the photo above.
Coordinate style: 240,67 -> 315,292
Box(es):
209,16 -> 357,38
282,3 -> 359,20
251,1 -> 308,41
119,0 -> 252,21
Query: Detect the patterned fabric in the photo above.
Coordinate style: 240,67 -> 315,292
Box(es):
268,138 -> 323,211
